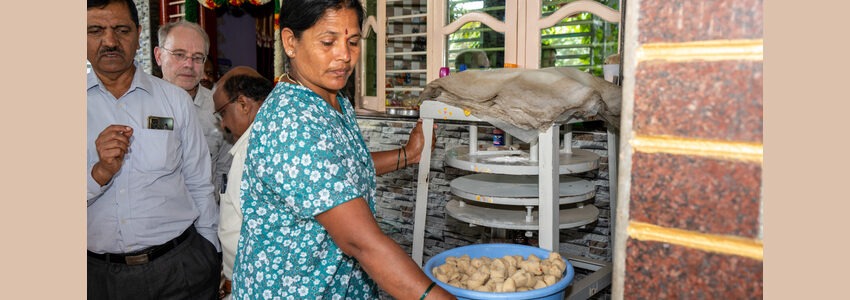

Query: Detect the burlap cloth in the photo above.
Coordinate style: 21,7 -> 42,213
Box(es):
419,67 -> 621,143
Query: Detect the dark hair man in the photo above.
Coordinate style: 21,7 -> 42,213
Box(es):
87,0 -> 220,298
212,66 -> 273,300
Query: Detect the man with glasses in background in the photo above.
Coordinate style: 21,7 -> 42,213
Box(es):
87,1 -> 220,298
155,20 -> 232,203
211,66 -> 274,299
200,57 -> 218,90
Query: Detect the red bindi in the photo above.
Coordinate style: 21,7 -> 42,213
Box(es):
345,28 -> 348,35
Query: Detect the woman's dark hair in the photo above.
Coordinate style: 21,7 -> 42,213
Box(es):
223,74 -> 275,104
87,0 -> 140,27
280,0 -> 365,38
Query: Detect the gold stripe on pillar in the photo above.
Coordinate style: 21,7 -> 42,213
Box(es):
628,221 -> 763,260
631,135 -> 763,164
637,39 -> 763,62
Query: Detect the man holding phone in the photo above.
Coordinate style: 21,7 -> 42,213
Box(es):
87,0 -> 220,298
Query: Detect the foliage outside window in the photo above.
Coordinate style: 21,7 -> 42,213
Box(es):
364,0 -> 377,97
447,0 -> 619,76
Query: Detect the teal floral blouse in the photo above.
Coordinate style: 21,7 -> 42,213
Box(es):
231,82 -> 379,299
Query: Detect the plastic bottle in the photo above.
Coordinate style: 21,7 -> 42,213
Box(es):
512,230 -> 529,245
493,128 -> 504,146
439,67 -> 450,78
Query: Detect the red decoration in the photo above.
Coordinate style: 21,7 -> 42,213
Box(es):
198,0 -> 271,9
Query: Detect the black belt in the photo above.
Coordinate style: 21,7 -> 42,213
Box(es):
87,227 -> 194,266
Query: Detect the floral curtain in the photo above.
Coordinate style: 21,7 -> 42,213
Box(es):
198,0 -> 272,9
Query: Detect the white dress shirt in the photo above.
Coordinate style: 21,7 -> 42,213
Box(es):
193,86 -> 233,201
219,126 -> 251,280
87,64 -> 220,253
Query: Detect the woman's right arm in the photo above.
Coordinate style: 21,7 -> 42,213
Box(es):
316,197 -> 455,300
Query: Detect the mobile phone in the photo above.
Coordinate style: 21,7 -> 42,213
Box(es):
147,116 -> 174,130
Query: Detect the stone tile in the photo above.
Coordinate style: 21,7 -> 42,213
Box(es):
633,60 -> 763,142
638,0 -> 763,43
630,152 -> 761,238
132,0 -> 153,74
625,239 -> 762,299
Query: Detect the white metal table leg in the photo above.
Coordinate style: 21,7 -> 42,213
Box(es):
411,118 -> 435,267
469,125 -> 478,155
538,124 -> 559,251
607,127 -> 618,252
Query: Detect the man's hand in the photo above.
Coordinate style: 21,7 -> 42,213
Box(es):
92,125 -> 133,186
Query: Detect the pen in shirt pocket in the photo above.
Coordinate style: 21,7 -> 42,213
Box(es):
220,173 -> 227,194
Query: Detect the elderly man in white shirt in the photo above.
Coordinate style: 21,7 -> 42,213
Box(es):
155,20 -> 232,201
211,66 -> 274,300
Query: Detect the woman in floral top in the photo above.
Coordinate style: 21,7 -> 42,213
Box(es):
231,0 -> 453,299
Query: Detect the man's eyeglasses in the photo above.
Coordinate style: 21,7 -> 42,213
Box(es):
160,47 -> 206,65
214,95 -> 239,119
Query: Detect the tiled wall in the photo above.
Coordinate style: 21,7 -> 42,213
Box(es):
134,0 -> 153,74
618,0 -> 763,298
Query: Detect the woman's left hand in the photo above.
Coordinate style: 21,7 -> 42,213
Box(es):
405,119 -> 437,165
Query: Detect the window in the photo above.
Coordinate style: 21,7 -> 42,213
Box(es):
445,0 -> 619,75
447,0 -> 507,71
540,0 -> 620,75
355,0 -> 621,111
385,0 -> 429,109
357,0 -> 430,111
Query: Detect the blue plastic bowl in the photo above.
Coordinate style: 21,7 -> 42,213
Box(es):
424,244 -> 575,300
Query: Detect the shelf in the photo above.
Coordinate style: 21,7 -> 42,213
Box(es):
388,32 -> 428,39
445,199 -> 599,230
409,3 -> 622,299
386,69 -> 427,74
419,100 -> 484,122
445,146 -> 600,175
388,13 -> 428,21
386,51 -> 428,56
420,100 -> 588,124
386,87 -> 425,92
450,174 -> 595,206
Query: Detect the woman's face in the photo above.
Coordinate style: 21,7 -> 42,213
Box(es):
287,8 -> 361,98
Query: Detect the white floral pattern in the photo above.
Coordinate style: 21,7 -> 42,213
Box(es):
232,82 -> 378,299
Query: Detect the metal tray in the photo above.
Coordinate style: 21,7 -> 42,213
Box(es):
386,107 -> 419,117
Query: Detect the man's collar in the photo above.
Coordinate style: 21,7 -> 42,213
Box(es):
87,61 -> 153,97
230,127 -> 252,156
193,85 -> 212,105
